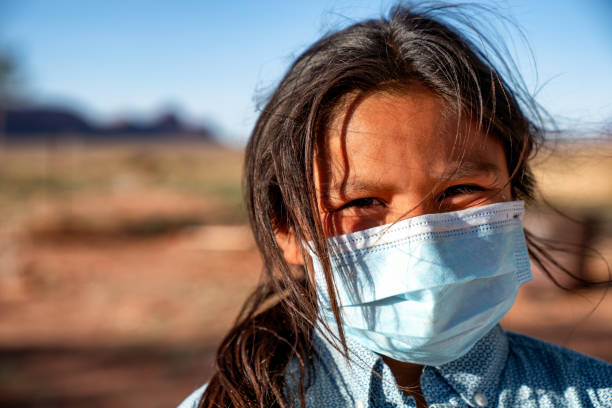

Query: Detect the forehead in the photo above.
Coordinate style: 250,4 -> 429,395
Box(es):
316,87 -> 506,189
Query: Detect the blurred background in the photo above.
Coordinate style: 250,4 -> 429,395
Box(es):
0,1 -> 611,407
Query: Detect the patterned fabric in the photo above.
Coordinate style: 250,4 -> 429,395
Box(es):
178,384 -> 206,408
178,325 -> 612,408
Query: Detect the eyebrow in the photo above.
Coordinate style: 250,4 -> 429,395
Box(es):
439,159 -> 504,180
327,180 -> 397,197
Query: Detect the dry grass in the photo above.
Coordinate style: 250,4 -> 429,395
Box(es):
531,139 -> 612,217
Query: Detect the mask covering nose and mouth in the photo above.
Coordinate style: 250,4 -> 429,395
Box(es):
310,200 -> 532,366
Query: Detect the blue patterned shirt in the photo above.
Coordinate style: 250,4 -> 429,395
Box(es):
178,325 -> 612,407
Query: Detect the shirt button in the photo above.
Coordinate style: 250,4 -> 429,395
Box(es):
474,393 -> 488,407
354,400 -> 365,408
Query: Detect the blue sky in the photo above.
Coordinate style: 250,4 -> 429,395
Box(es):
1,0 -> 611,144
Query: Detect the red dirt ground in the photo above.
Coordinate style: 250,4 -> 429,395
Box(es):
1,226 -> 611,408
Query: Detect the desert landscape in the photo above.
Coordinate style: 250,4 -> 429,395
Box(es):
0,140 -> 611,407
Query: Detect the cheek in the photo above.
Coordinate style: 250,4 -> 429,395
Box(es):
322,212 -> 385,236
496,163 -> 513,202
503,183 -> 513,201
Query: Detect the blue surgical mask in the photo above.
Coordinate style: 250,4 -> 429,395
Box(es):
311,200 -> 532,366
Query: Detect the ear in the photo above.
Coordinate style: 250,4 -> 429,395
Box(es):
275,228 -> 304,265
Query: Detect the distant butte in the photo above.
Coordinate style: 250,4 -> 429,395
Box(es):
2,106 -> 215,142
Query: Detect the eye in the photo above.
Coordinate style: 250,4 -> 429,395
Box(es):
439,184 -> 485,200
337,197 -> 386,211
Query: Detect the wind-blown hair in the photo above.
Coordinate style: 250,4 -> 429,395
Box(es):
200,4 -> 549,407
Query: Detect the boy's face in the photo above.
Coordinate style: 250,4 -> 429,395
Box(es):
315,85 -> 512,237
278,85 -> 512,265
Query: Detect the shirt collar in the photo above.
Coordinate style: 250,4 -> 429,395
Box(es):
310,325 -> 509,407
422,325 -> 509,407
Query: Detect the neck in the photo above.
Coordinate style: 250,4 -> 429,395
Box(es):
381,356 -> 427,408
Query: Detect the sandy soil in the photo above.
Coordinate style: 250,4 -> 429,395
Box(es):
1,229 -> 261,408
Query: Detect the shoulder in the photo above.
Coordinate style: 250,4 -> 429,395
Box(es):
506,331 -> 612,378
177,383 -> 207,408
502,331 -> 612,405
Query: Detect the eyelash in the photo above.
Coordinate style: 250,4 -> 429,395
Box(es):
338,197 -> 385,211
439,184 -> 485,199
337,184 -> 486,212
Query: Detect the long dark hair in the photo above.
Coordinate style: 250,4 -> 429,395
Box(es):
199,4 -> 591,407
